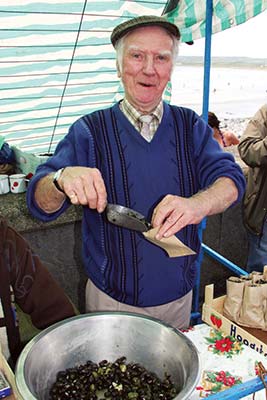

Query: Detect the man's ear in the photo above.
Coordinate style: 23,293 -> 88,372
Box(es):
116,60 -> 121,78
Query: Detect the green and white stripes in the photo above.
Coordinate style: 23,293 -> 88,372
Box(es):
164,0 -> 267,43
0,0 -> 165,153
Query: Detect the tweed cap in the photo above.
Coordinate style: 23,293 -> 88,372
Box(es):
111,15 -> 180,47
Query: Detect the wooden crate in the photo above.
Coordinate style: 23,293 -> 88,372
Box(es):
202,284 -> 267,358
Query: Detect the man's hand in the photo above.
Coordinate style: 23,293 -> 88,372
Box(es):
35,166 -> 107,214
60,167 -> 107,212
152,177 -> 238,240
151,195 -> 208,240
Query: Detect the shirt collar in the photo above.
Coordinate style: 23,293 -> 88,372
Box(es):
121,98 -> 163,125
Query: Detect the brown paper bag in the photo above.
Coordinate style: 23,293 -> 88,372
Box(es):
223,277 -> 245,322
142,227 -> 195,258
239,275 -> 252,282
251,271 -> 264,283
259,282 -> 267,330
238,283 -> 265,329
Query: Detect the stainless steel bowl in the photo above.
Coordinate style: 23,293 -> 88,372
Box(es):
15,312 -> 200,400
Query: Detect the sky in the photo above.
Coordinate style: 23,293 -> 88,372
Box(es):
179,10 -> 267,58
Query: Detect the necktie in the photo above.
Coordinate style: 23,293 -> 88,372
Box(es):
139,114 -> 154,142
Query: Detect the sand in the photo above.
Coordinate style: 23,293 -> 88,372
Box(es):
171,65 -> 266,124
220,117 -> 250,138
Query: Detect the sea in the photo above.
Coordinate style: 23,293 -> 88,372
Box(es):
170,57 -> 267,120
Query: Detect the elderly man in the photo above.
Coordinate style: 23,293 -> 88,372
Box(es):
27,15 -> 246,329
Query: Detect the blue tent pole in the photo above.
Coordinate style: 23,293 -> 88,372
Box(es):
202,0 -> 213,120
192,0 -> 213,324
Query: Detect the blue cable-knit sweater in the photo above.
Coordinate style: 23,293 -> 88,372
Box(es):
27,102 -> 246,307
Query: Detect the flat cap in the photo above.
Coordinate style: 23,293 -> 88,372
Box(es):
111,15 -> 180,47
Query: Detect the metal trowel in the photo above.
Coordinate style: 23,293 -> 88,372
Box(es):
105,204 -> 152,232
105,204 -> 195,257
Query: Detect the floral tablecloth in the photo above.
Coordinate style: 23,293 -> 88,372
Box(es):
183,323 -> 267,399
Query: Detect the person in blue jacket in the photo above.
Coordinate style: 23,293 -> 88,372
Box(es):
26,15 -> 246,329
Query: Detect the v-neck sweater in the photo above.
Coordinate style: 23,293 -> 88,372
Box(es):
27,102 -> 246,307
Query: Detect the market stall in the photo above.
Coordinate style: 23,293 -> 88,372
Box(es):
1,1 -> 267,399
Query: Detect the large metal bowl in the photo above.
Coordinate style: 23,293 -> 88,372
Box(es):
15,312 -> 201,399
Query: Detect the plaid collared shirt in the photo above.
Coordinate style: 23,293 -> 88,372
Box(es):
120,99 -> 163,141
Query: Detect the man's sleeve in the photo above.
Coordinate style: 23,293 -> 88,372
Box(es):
238,104 -> 267,168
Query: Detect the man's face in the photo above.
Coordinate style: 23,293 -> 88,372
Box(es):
118,26 -> 174,113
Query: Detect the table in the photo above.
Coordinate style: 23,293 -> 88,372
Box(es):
1,322 -> 266,399
183,323 -> 267,399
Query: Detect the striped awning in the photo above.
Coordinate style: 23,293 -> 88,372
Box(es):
164,0 -> 267,42
0,0 -> 166,154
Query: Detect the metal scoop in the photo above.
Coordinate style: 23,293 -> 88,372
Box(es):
105,204 -> 152,232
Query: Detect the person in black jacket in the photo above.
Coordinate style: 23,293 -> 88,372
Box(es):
0,217 -> 77,366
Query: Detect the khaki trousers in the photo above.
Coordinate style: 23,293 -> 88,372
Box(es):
85,279 -> 192,330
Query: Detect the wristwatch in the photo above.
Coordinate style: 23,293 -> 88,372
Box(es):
53,168 -> 65,193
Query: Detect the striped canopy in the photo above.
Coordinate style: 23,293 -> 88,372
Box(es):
0,0 -> 166,154
0,0 -> 266,154
165,0 -> 267,42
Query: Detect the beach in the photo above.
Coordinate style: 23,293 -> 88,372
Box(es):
170,62 -> 267,136
219,117 -> 250,138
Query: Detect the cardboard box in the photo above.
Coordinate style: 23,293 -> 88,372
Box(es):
0,345 -> 22,399
202,284 -> 267,358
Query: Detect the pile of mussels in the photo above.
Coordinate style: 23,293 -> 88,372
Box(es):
49,356 -> 178,400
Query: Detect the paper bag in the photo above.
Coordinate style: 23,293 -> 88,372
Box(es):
251,271 -> 264,283
238,283 -> 265,329
223,277 -> 245,322
143,227 -> 195,258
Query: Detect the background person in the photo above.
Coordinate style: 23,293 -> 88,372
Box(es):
0,217 -> 77,365
208,111 -> 240,148
238,104 -> 267,272
26,15 -> 246,330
